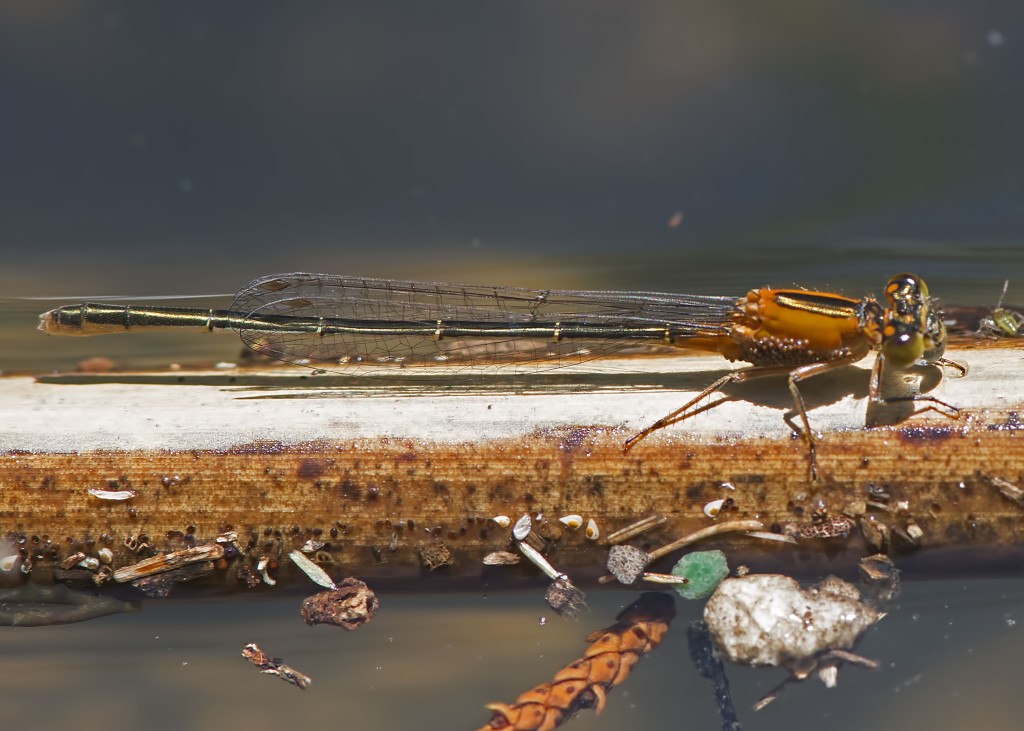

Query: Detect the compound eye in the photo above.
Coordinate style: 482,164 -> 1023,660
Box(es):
885,273 -> 929,304
883,330 -> 925,368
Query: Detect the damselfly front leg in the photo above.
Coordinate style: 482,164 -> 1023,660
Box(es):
866,350 -> 964,425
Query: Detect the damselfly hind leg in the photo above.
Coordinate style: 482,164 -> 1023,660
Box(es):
623,359 -> 861,481
782,354 -> 865,480
622,372 -> 746,451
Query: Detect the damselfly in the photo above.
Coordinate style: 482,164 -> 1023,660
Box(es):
38,272 -> 963,478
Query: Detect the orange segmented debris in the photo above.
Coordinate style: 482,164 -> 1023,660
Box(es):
476,592 -> 676,731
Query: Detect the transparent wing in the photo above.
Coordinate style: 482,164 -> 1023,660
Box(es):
232,272 -> 738,370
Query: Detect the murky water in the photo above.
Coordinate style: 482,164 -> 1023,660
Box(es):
3,3 -> 1024,730
2,583 -> 1023,731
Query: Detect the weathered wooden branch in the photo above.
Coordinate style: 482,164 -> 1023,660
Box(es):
1,342 -> 1022,592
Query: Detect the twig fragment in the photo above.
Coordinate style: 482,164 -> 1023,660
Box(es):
605,514 -> 667,544
979,472 -> 1024,507
113,543 -> 223,583
647,520 -> 764,562
241,642 -> 312,690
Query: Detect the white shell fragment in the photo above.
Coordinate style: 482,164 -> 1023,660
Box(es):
300,540 -> 326,554
256,555 -> 276,586
703,498 -> 725,518
77,556 -> 100,570
88,488 -> 137,501
818,665 -> 839,688
512,514 -> 532,541
558,514 -> 584,529
704,574 -> 880,669
482,551 -> 520,566
490,515 -> 511,528
97,548 -> 114,564
288,550 -> 337,590
584,518 -> 600,540
0,555 -> 18,572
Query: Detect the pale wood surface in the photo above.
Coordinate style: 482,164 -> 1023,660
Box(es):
2,343 -> 1022,588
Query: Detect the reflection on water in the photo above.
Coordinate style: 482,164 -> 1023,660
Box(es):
2,582 -> 1023,731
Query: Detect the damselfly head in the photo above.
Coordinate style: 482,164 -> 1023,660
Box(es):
881,273 -> 940,368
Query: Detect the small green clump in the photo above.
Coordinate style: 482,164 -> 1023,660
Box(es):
671,550 -> 729,600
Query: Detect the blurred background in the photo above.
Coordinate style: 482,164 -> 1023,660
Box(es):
3,4 -> 1024,729
3,1 -> 1024,372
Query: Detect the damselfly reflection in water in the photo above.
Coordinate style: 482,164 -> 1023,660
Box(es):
38,272 -> 965,478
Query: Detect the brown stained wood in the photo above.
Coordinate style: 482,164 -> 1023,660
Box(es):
2,420 -> 1023,586
2,341 -> 1024,589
